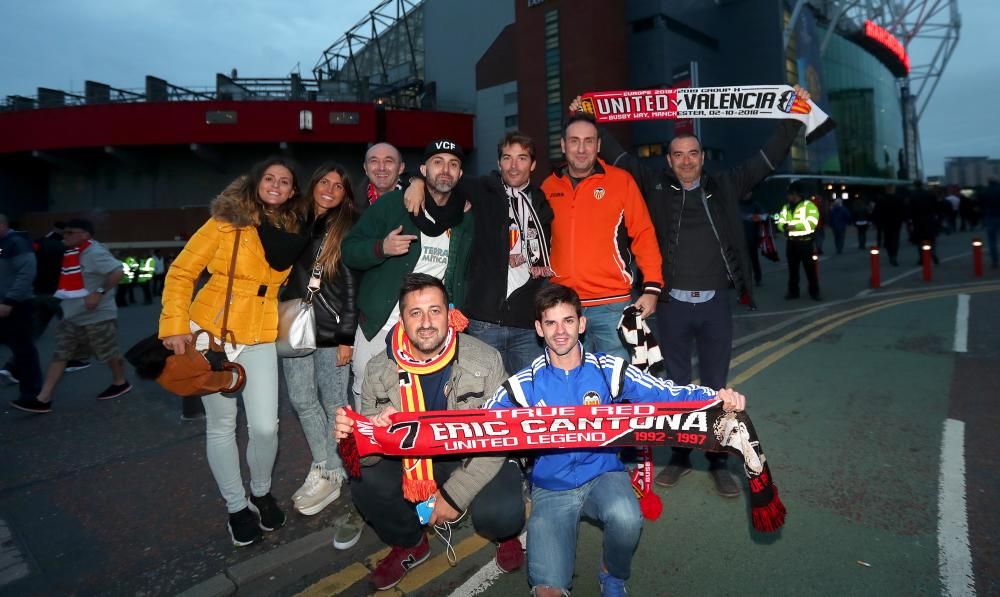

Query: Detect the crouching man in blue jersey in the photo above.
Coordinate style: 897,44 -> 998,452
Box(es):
484,283 -> 746,597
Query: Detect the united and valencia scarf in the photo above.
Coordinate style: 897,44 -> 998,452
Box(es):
54,240 -> 91,299
581,84 -> 834,142
390,321 -> 459,502
505,183 -> 554,278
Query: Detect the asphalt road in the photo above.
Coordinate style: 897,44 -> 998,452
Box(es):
1,229 -> 997,597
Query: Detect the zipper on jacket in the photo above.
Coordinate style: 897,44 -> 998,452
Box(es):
700,190 -> 736,284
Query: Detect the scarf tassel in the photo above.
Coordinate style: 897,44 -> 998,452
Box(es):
339,433 -> 361,479
448,306 -> 469,332
638,490 -> 663,521
402,479 -> 438,503
751,485 -> 786,533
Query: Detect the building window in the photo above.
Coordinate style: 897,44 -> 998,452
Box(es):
637,143 -> 665,158
329,111 -> 360,124
545,9 -> 561,160
503,91 -> 518,105
205,110 -> 237,124
505,114 -> 518,128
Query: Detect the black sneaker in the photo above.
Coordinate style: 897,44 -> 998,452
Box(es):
227,507 -> 263,547
248,493 -> 286,532
96,382 -> 132,401
65,360 -> 92,373
9,398 -> 52,414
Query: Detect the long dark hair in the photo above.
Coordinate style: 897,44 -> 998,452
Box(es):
306,162 -> 356,278
227,156 -> 308,232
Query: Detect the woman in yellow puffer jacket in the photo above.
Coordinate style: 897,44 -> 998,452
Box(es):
159,157 -> 310,547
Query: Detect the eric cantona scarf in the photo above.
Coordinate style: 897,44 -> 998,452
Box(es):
340,400 -> 786,532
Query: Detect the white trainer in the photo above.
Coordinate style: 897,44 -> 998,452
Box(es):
295,468 -> 343,516
292,464 -> 326,503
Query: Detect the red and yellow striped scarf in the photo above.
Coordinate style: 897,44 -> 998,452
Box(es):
390,322 -> 458,502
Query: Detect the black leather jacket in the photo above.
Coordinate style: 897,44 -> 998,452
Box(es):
281,212 -> 359,346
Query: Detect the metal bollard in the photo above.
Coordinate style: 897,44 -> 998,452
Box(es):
921,243 -> 932,282
972,238 -> 983,277
870,246 -> 880,288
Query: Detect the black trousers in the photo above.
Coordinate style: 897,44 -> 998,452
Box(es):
882,223 -> 901,262
653,293 -> 732,465
786,238 -> 819,298
0,301 -> 42,400
352,456 -> 525,548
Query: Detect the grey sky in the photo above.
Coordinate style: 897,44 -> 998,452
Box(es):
1,1 -> 995,177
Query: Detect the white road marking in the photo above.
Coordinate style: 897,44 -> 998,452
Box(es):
938,419 -> 976,596
953,294 -> 970,353
448,532 -> 526,597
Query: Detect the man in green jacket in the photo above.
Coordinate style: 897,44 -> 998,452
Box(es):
343,139 -> 475,404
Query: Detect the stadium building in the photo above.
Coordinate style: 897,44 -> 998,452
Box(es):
0,0 -> 958,241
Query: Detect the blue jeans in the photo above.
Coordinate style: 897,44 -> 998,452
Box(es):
202,342 -> 279,513
581,302 -> 629,360
282,346 -> 350,473
527,471 -> 643,590
466,319 -> 543,374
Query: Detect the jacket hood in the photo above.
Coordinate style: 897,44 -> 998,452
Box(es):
209,185 -> 255,228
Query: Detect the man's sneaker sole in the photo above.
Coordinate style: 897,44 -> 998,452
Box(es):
0,371 -> 19,385
333,524 -> 363,550
654,465 -> 691,488
9,401 -> 51,414
374,549 -> 430,591
97,385 -> 132,401
295,487 -> 340,516
65,362 -> 92,372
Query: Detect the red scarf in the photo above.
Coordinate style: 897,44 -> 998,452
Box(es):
340,401 -> 786,533
54,240 -> 91,299
390,322 -> 459,502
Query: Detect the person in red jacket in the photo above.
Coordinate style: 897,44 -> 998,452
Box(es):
541,112 -> 663,359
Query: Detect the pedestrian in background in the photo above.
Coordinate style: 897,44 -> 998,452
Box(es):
828,198 -> 851,255
0,214 -> 42,407
159,157 -> 310,547
980,178 -> 1000,269
280,163 -> 363,546
9,218 -> 130,414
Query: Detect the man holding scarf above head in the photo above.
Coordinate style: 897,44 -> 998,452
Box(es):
570,85 -> 812,497
343,139 -> 475,406
334,274 -> 525,592
404,131 -> 554,374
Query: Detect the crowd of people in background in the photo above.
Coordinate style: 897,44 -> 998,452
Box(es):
3,82 -> 999,593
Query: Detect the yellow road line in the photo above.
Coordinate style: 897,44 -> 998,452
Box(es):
293,562 -> 372,597
397,533 -> 490,592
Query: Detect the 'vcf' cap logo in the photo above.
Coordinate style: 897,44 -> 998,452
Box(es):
424,139 -> 465,163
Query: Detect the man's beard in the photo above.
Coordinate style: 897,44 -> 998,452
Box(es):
428,176 -> 455,195
410,328 -> 446,355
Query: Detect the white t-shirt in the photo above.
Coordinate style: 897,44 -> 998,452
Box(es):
382,225 -> 452,331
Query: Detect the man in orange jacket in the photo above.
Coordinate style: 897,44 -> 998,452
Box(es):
541,113 -> 662,359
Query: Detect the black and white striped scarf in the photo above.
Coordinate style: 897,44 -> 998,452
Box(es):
505,183 -> 554,278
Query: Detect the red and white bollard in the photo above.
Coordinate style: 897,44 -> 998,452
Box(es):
921,243 -> 933,282
870,246 -> 881,288
972,238 -> 984,277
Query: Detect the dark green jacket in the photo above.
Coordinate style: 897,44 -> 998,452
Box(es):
342,189 -> 474,340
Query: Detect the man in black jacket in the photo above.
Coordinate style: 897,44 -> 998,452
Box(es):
405,132 -> 553,373
575,85 -> 811,497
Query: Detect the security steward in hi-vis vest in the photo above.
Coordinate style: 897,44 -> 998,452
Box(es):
775,181 -> 821,300
116,255 -> 136,307
136,256 -> 155,304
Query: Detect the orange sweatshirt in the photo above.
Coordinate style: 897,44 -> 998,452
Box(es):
542,159 -> 663,306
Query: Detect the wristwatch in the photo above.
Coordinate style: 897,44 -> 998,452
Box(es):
95,287 -> 106,295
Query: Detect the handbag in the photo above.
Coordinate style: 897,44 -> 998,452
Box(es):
149,230 -> 247,397
276,234 -> 327,358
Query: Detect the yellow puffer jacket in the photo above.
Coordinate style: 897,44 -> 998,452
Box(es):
159,194 -> 292,345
